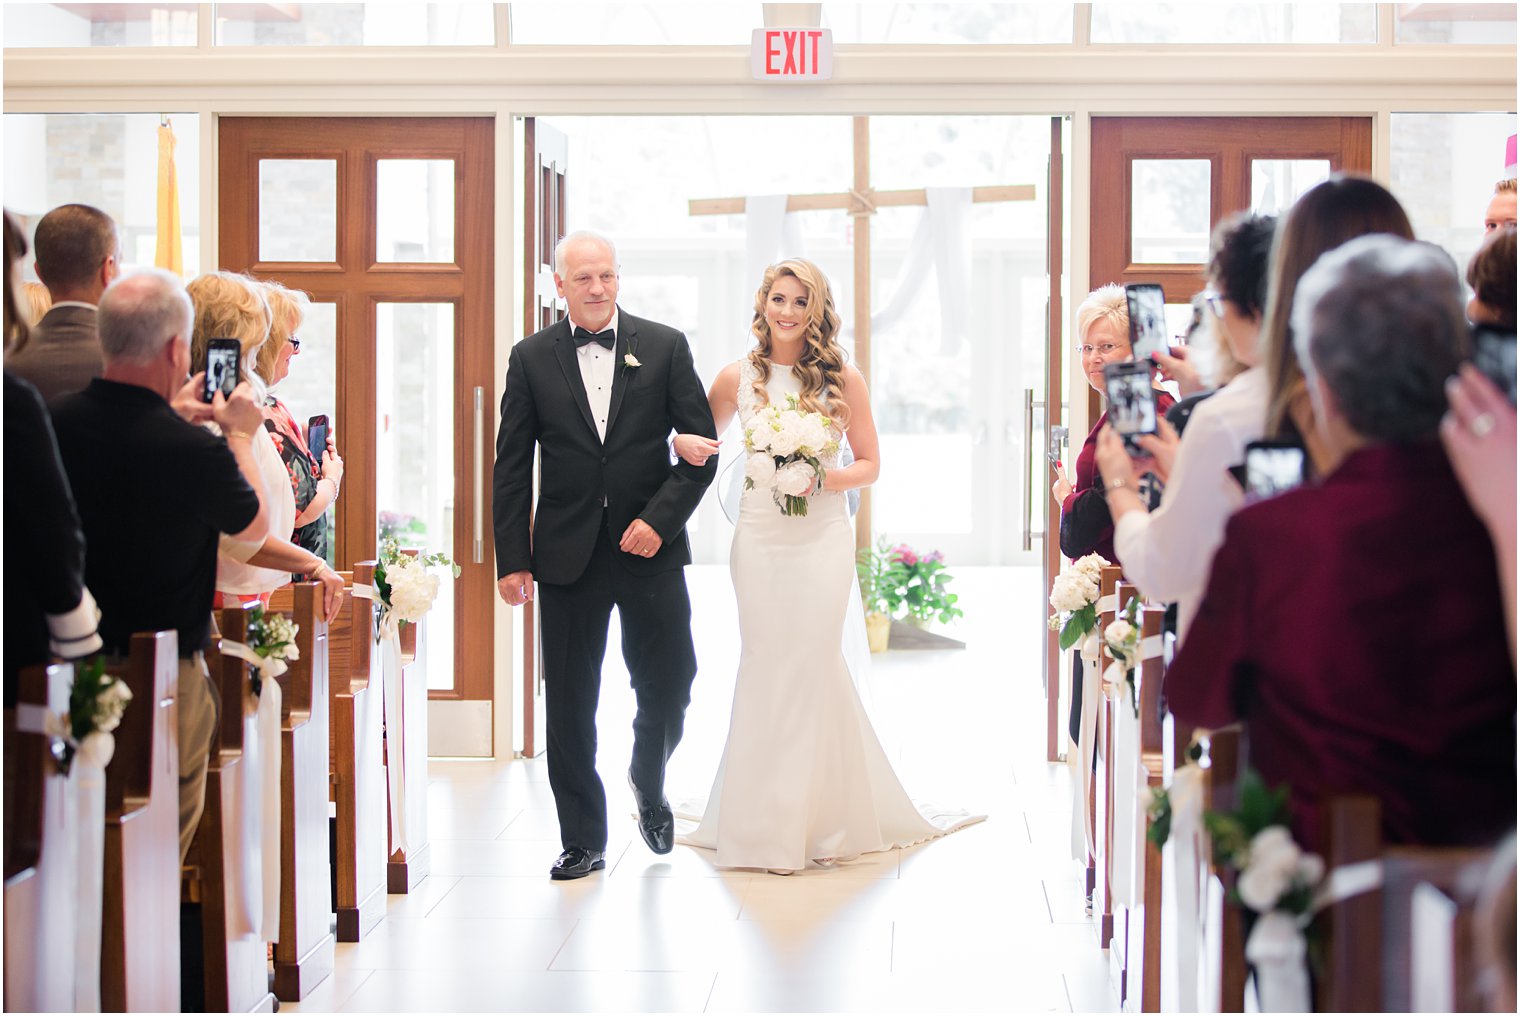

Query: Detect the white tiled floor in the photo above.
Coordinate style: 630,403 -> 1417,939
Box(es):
286,566 -> 1120,1013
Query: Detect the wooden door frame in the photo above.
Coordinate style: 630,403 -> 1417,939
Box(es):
218,115 -> 496,708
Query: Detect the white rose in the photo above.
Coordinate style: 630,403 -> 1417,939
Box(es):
1104,619 -> 1134,646
769,417 -> 804,457
799,415 -> 831,455
745,453 -> 778,489
1237,861 -> 1292,912
746,423 -> 772,453
774,461 -> 816,497
1248,826 -> 1303,880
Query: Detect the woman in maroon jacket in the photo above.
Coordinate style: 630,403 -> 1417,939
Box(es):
1167,235 -> 1516,851
1054,284 -> 1175,741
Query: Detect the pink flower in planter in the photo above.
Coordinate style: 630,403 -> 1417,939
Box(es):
926,550 -> 944,564
893,545 -> 919,566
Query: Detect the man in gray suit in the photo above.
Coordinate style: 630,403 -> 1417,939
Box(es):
8,204 -> 121,401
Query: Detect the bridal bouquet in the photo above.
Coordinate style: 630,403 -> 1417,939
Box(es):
374,539 -> 461,639
743,393 -> 840,517
1047,553 -> 1107,660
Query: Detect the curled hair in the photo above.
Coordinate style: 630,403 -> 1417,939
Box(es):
1208,212 -> 1277,319
1468,226 -> 1516,330
1291,235 -> 1466,443
255,279 -> 311,384
1260,175 -> 1414,440
187,271 -> 272,400
747,259 -> 850,426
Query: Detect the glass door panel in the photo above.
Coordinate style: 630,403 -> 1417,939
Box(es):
375,302 -> 457,692
269,300 -> 339,564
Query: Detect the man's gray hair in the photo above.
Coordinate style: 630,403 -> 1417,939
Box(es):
1291,234 -> 1468,443
553,230 -> 618,275
97,268 -> 194,366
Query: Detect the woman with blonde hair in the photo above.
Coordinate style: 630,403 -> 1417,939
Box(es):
255,280 -> 343,560
188,271 -> 332,607
671,258 -> 980,873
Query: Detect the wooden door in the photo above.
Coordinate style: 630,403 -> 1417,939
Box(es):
219,117 -> 496,743
517,117 -> 568,758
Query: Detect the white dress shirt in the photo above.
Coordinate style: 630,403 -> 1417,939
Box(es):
570,309 -> 619,443
1112,366 -> 1269,642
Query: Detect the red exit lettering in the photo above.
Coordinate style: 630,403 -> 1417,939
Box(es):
763,29 -> 824,76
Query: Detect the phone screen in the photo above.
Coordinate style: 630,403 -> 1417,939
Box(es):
1471,325 -> 1517,406
1125,283 -> 1168,363
1104,361 -> 1158,452
1244,442 -> 1305,500
307,418 -> 330,464
203,339 -> 240,403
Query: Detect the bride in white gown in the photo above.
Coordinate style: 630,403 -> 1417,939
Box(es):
671,258 -> 981,874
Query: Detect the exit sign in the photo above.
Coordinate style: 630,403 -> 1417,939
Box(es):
751,28 -> 833,82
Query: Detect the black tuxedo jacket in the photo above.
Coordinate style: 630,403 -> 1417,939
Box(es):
492,309 -> 717,586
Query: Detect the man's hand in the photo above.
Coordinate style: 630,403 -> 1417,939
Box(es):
498,570 -> 534,606
619,519 -> 663,558
172,372 -> 214,425
212,381 -> 264,437
316,568 -> 345,623
673,433 -> 720,467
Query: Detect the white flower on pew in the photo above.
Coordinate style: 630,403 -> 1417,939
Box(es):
51,657 -> 133,776
373,539 -> 461,640
1101,597 -> 1144,715
1048,554 -> 1109,652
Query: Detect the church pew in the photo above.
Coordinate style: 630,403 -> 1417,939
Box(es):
330,562 -> 388,941
188,602 -> 275,1013
1134,603 -> 1167,1013
265,582 -> 335,1001
1093,564 -> 1123,949
1196,726 -> 1247,1012
1317,795 -> 1494,1012
386,610 -> 432,893
101,630 -> 181,1013
1104,578 -> 1151,1006
3,663 -> 77,1012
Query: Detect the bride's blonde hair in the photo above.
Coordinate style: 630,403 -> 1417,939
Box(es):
747,258 -> 849,426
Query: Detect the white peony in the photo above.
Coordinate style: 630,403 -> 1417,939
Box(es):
387,559 -> 442,624
1237,860 -> 1293,912
774,460 -> 816,497
798,414 -> 831,455
1049,574 -> 1089,614
1074,553 -> 1107,579
745,453 -> 777,489
746,422 -> 773,453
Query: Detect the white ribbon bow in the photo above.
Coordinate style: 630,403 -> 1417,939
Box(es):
219,639 -> 290,683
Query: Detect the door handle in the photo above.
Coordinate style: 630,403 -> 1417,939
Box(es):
473,386 -> 485,565
1023,388 -> 1035,552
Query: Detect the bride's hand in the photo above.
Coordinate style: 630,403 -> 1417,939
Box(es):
673,433 -> 720,466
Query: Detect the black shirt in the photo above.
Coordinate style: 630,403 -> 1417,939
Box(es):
50,379 -> 260,657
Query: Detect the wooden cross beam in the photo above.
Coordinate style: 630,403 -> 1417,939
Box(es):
688,115 -> 1036,551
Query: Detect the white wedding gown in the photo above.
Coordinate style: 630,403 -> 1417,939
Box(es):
679,360 -> 982,871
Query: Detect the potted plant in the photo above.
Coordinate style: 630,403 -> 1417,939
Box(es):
855,539 -> 896,653
883,542 -> 964,629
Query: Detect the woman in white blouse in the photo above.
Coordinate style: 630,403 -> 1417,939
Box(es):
1093,213 -> 1276,641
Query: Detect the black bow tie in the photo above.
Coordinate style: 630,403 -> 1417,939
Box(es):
573,326 -> 615,350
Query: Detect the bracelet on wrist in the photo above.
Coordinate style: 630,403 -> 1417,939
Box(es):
224,428 -> 255,442
309,559 -> 329,579
1107,477 -> 1128,492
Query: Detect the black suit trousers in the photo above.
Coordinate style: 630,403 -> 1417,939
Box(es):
536,512 -> 698,852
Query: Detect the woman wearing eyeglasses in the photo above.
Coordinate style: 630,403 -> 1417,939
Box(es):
256,280 -> 343,562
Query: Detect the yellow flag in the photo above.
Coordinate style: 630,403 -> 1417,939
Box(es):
155,121 -> 183,276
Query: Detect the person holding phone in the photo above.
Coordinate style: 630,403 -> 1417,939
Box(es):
255,281 -> 343,562
1093,213 -> 1276,643
1168,235 -> 1515,851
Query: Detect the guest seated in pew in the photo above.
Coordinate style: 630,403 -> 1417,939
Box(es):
3,210 -> 101,706
187,271 -> 344,611
1095,213 -> 1276,642
1166,234 -> 1517,851
49,269 -> 273,863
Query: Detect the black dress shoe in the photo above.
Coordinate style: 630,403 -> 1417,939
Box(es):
627,771 -> 675,855
549,847 -> 605,880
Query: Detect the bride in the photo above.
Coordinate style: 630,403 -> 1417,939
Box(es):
671,258 -> 980,874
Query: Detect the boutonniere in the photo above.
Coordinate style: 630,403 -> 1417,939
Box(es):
623,353 -> 641,369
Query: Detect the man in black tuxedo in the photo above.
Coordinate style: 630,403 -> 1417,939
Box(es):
493,230 -> 718,880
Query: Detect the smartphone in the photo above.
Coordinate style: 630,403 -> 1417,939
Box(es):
1104,360 -> 1158,454
307,414 -> 330,469
1471,325 -> 1517,406
1125,283 -> 1168,363
202,337 -> 241,403
1243,440 -> 1306,500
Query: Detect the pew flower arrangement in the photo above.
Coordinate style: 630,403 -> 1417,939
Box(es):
53,656 -> 133,774
1144,738 -> 1205,849
1048,553 -> 1106,661
242,605 -> 301,697
1101,596 -> 1143,717
1205,768 -> 1326,1012
373,539 -> 461,639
